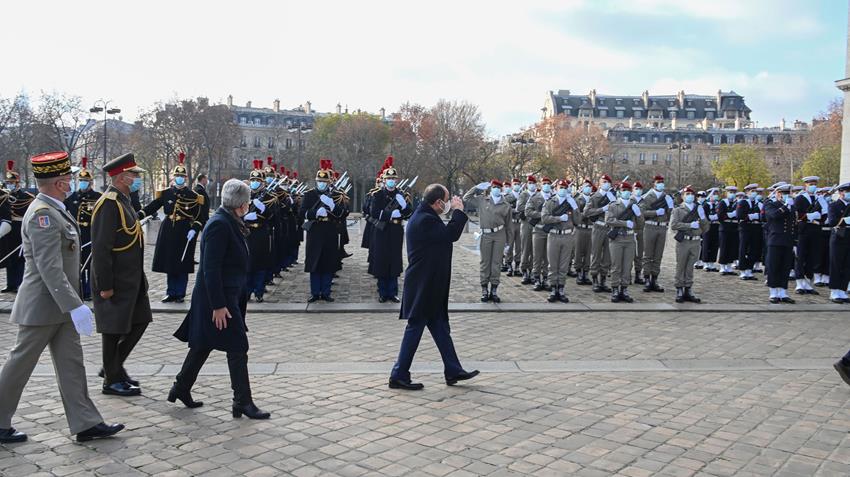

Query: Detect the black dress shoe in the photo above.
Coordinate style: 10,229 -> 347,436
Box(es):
446,370 -> 480,386
769,297 -> 780,304
173,296 -> 185,303
102,382 -> 141,397
98,369 -> 139,387
232,402 -> 270,419
1,286 -> 17,293
321,295 -> 335,302
795,289 -> 807,295
167,384 -> 203,408
388,296 -> 400,303
834,360 -> 850,386
0,427 -> 27,443
378,296 -> 387,303
780,297 -> 796,304
161,295 -> 176,303
388,378 -> 424,390
307,295 -> 320,303
76,423 -> 125,442
807,289 -> 819,295
255,296 -> 264,303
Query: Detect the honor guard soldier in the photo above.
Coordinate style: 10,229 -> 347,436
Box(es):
814,186 -> 833,287
573,179 -> 594,285
794,176 -> 826,294
517,175 -> 537,284
765,183 -> 797,303
300,160 -> 340,302
242,161 -> 274,302
261,159 -> 284,282
281,170 -> 303,271
631,181 -> 646,285
585,174 -> 615,293
0,174 -> 13,288
525,176 -> 553,291
362,171 -> 384,267
503,178 -> 523,276
0,151 -> 124,444
700,188 -> 721,271
464,179 -> 510,302
329,169 -> 352,270
671,186 -> 709,303
640,175 -> 674,292
90,153 -> 153,396
736,183 -> 764,281
605,181 -> 641,303
1,161 -> 35,292
370,158 -> 413,303
64,157 -> 101,300
193,173 -> 211,228
716,185 -> 740,275
827,183 -> 850,303
139,152 -> 207,303
541,179 -> 581,303
755,187 -> 767,273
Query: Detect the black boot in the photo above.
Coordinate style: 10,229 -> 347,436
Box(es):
620,286 -> 634,303
592,275 -> 603,293
651,274 -> 665,292
634,271 -> 645,285
675,287 -> 685,303
567,267 -> 577,278
547,286 -> 559,302
167,383 -> 203,408
558,286 -> 570,303
490,285 -> 501,303
684,287 -> 701,303
599,275 -> 612,293
521,271 -> 533,285
579,270 -> 592,285
229,353 -> 271,419
480,285 -> 490,302
611,287 -> 621,302
643,275 -> 653,292
533,276 -> 545,291
543,278 -> 552,292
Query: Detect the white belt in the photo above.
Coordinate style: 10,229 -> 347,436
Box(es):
481,225 -> 504,234
548,228 -> 574,235
594,220 -> 606,226
534,224 -> 546,230
512,219 -> 521,223
681,235 -> 701,241
823,226 -> 833,231
646,220 -> 668,226
575,224 -> 590,229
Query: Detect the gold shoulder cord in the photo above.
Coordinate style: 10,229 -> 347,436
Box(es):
171,192 -> 201,223
91,195 -> 142,252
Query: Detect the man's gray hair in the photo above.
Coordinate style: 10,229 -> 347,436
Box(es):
221,179 -> 251,209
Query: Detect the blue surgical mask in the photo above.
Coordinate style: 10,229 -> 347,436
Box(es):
175,176 -> 186,186
528,184 -> 537,193
6,183 -> 17,191
684,195 -> 695,204
490,188 -> 502,199
620,191 -> 631,200
265,177 -> 274,185
757,194 -> 763,201
512,185 -> 521,192
697,197 -> 705,204
250,181 -> 261,190
655,183 -> 665,192
79,181 -> 90,191
129,177 -> 142,193
807,185 -> 817,194
582,185 -> 592,195
748,191 -> 757,200
316,182 -> 328,191
386,179 -> 396,189
726,192 -> 735,199
634,188 -> 642,197
712,195 -> 719,201
557,188 -> 567,198
542,184 -> 552,194
567,186 -> 575,195
601,182 -> 611,192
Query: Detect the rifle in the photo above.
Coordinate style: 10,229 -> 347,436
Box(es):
401,175 -> 419,191
834,201 -> 850,238
373,188 -> 410,231
674,204 -> 702,242
542,198 -> 574,233
606,202 -> 636,239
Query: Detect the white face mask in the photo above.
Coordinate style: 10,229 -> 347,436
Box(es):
440,198 -> 451,215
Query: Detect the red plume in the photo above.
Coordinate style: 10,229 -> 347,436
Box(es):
293,172 -> 298,179
6,160 -> 13,171
81,157 -> 88,169
178,152 -> 185,164
267,156 -> 273,165
386,155 -> 393,167
334,171 -> 340,179
328,159 -> 334,170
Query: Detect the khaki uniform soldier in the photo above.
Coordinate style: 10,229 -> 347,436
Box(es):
518,175 -> 537,284
640,175 -> 674,292
525,176 -> 554,291
585,174 -> 616,293
541,179 -> 582,303
605,181 -> 641,303
503,178 -> 523,276
670,187 -> 710,303
90,153 -> 153,397
632,181 -> 646,285
573,179 -> 594,285
0,151 -> 123,444
465,179 -> 511,302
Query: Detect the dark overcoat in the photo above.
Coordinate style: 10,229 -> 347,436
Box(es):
175,207 -> 250,352
300,188 -> 339,274
369,187 -> 413,278
142,186 -> 206,274
399,204 -> 467,324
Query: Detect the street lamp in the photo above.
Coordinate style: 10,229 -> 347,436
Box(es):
669,142 -> 692,188
287,124 -> 312,178
510,136 -> 535,175
90,100 -> 121,188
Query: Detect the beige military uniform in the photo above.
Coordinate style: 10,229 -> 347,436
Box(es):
670,203 -> 710,288
464,187 -> 511,287
640,189 -> 675,280
503,190 -> 522,271
525,190 -> 553,284
517,188 -> 534,275
574,194 -> 594,275
585,190 -> 616,281
605,199 -> 640,288
541,195 -> 582,288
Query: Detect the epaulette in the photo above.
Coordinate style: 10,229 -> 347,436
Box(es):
104,191 -> 118,201
368,187 -> 380,195
197,194 -> 205,205
155,189 -> 167,200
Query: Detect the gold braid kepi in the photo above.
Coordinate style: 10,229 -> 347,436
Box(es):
30,151 -> 72,179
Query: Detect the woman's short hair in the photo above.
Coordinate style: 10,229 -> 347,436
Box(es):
221,178 -> 250,209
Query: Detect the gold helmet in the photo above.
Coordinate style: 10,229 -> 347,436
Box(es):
5,160 -> 19,182
172,152 -> 188,176
316,159 -> 332,181
78,156 -> 94,181
381,155 -> 398,179
249,159 -> 265,180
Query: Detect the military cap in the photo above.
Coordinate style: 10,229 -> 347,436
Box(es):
103,153 -> 145,177
172,152 -> 188,176
744,183 -> 758,191
801,176 -> 819,183
31,151 -> 72,179
724,185 -> 738,192
633,181 -> 644,189
837,182 -> 850,192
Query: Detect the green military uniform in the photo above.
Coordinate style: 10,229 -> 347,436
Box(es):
639,178 -> 674,292
670,192 -> 710,303
605,188 -> 641,302
525,181 -> 553,290
465,182 -> 511,302
584,184 -> 616,292
517,178 -> 536,283
573,185 -> 594,285
503,182 -> 522,275
540,186 -> 582,302
631,183 -> 646,285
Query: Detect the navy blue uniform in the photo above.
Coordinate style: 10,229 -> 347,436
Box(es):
828,199 -> 850,292
764,199 -> 796,289
717,198 -> 739,266
736,198 -> 763,273
794,192 -> 827,281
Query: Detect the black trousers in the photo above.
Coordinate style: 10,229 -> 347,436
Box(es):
102,322 -> 148,385
829,233 -> 850,290
795,226 -> 820,279
175,347 -> 252,404
767,245 -> 794,288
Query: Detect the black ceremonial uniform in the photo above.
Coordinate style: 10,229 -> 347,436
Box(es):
369,186 -> 413,300
2,188 -> 35,291
716,196 -> 739,273
828,197 -> 850,298
361,187 -> 379,253
332,188 -> 351,271
193,183 -> 211,228
794,191 -> 827,285
65,187 -> 102,299
700,199 -> 720,268
736,197 -> 763,276
764,197 -> 796,296
245,188 -> 274,301
300,186 -> 339,300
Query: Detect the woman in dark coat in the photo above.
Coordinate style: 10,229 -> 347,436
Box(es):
170,179 -> 270,419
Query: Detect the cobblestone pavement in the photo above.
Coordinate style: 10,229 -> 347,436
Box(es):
1,309 -> 850,476
0,221 -> 837,306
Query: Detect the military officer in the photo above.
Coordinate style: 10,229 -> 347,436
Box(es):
632,181 -> 646,285
827,183 -> 850,303
0,151 -> 124,444
193,173 -> 211,228
814,186 -> 833,287
573,179 -> 594,285
794,176 -> 826,294
716,185 -> 740,275
90,153 -> 153,396
525,176 -> 553,291
260,159 -> 283,282
362,173 -> 383,263
701,188 -> 721,272
0,185 -> 10,277
540,179 -> 581,303
585,174 -> 615,293
300,160 -> 339,302
639,175 -> 673,292
370,159 -> 413,303
605,181 -> 641,303
1,160 -> 36,292
242,160 -> 274,302
764,183 -> 797,303
464,179 -> 510,302
503,178 -> 523,276
64,157 -> 101,301
670,186 -> 710,303
517,175 -> 537,284
736,183 -> 763,281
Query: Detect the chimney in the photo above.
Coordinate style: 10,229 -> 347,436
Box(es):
379,107 -> 386,119
336,103 -> 342,114
677,90 -> 685,108
246,100 -> 252,108
304,101 -> 312,114
227,95 -> 233,107
642,90 -> 649,108
780,118 -> 786,130
273,99 -> 280,112
589,89 -> 597,108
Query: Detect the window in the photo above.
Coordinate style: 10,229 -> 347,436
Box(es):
253,118 -> 261,125
239,117 -> 247,124
687,111 -> 695,120
299,139 -> 306,151
622,152 -> 629,164
683,136 -> 690,144
653,136 -> 659,144
240,136 -> 247,147
666,136 -> 672,144
639,153 -> 646,165
652,153 -> 658,165
640,136 -> 646,143
599,110 -> 608,118
268,137 -> 274,149
665,153 -> 673,165
616,110 -> 624,118
714,136 -> 721,145
285,138 -> 293,150
706,111 -> 714,120
253,136 -> 261,148
634,110 -> 642,119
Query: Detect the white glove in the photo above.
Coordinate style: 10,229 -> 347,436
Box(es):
785,197 -> 793,206
0,221 -> 10,238
665,196 -> 674,209
656,208 -> 665,216
252,198 -> 266,213
626,220 -> 634,229
709,214 -> 718,221
567,197 -> 578,210
316,207 -> 328,217
602,204 -> 609,212
186,230 -> 196,241
844,216 -> 850,225
395,194 -> 407,209
728,210 -> 738,218
690,221 -> 700,229
758,202 -> 764,211
698,207 -> 706,220
631,204 -> 641,216
243,212 -> 258,221
476,182 -> 490,191
818,198 -> 829,211
806,212 -> 821,221
391,209 -> 402,219
748,213 -> 759,221
319,194 -> 335,209
70,304 -> 94,336
473,231 -> 482,241
606,192 -> 616,202
560,214 -> 569,222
